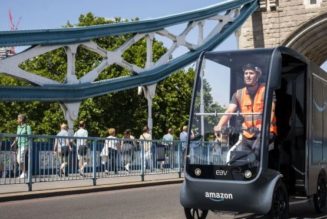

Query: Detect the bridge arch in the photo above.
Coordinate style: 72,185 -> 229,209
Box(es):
283,13 -> 327,65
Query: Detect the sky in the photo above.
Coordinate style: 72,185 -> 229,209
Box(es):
0,0 -> 229,30
0,0 -> 237,51
0,0 -> 237,54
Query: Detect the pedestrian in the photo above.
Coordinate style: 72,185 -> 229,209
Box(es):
179,125 -> 188,150
53,123 -> 71,177
163,128 -> 174,142
121,129 -> 135,172
179,125 -> 188,168
161,128 -> 174,170
100,128 -> 120,174
10,114 -> 32,179
73,121 -> 88,177
139,126 -> 152,171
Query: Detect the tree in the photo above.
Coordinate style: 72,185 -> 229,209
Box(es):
191,77 -> 226,140
153,67 -> 195,138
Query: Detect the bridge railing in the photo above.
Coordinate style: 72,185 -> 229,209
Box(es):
0,133 -> 186,191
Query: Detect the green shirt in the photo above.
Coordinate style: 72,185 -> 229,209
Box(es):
16,124 -> 32,148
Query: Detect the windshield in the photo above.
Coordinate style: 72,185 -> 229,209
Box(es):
186,50 -> 272,180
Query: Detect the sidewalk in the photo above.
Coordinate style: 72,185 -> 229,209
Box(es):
0,173 -> 184,202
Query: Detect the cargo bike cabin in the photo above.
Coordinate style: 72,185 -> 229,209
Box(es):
180,46 -> 327,218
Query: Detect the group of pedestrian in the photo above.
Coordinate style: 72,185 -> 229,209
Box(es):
9,112 -> 191,178
53,121 -> 88,177
100,125 -> 152,173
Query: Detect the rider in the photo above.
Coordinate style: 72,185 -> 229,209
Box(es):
214,63 -> 277,159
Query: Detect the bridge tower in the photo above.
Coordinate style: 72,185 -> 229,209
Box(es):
237,0 -> 327,65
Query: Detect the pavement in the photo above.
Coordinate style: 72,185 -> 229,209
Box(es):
0,173 -> 184,202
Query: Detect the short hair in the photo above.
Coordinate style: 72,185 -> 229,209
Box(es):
79,121 -> 85,128
124,129 -> 131,135
143,126 -> 149,133
182,125 -> 188,131
18,114 -> 27,123
108,128 -> 116,136
242,63 -> 262,76
61,123 -> 68,130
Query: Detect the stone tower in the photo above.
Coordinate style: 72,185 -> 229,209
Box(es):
237,0 -> 327,65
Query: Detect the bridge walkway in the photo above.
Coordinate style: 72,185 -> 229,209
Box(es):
0,172 -> 183,202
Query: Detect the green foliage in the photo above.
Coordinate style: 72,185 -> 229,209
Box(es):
153,68 -> 194,138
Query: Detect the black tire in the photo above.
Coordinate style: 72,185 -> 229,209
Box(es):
314,177 -> 327,213
184,208 -> 208,219
267,181 -> 289,219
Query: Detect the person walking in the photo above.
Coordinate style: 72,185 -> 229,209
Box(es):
73,121 -> 88,177
179,125 -> 189,167
139,126 -> 152,171
53,123 -> 71,177
163,128 -> 174,142
11,114 -> 32,179
121,129 -> 135,172
101,128 -> 120,174
161,128 -> 174,170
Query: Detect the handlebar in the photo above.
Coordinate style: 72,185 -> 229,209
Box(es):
215,126 -> 260,136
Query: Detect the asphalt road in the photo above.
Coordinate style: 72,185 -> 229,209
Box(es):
0,184 -> 327,219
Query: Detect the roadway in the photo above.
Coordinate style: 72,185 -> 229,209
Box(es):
0,184 -> 326,219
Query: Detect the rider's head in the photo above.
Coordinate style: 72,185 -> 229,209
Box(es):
242,63 -> 262,87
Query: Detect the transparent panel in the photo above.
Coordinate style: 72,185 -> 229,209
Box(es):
189,59 -> 230,165
187,50 -> 272,180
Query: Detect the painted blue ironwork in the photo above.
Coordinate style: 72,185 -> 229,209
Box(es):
0,0 -> 258,101
0,0 -> 256,47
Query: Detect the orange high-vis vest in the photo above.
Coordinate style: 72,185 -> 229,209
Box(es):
236,84 -> 277,138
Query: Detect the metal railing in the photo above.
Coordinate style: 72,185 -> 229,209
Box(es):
0,133 -> 185,191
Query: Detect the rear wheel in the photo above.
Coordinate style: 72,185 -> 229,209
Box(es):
267,181 -> 289,219
313,177 -> 327,213
184,208 -> 208,219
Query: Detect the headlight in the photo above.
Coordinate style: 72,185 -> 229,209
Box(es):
244,170 -> 252,179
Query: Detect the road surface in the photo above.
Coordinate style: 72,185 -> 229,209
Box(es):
0,184 -> 326,219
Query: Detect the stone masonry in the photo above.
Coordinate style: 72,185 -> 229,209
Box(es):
237,0 -> 327,65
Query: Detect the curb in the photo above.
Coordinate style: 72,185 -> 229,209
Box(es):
0,178 -> 184,202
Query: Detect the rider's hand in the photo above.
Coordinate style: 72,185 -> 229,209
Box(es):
213,125 -> 221,133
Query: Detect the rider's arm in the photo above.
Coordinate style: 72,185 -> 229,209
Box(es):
271,101 -> 275,124
214,103 -> 237,132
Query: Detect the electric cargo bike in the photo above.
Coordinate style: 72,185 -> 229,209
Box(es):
180,47 -> 327,218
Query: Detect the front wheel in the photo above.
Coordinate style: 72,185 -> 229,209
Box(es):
267,181 -> 289,219
313,177 -> 327,213
184,208 -> 208,219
